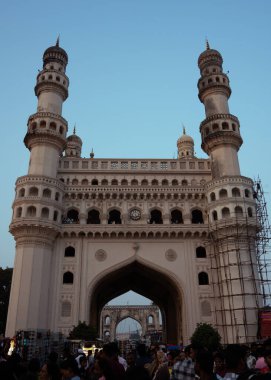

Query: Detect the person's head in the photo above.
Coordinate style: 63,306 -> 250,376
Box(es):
60,359 -> 79,379
156,351 -> 166,364
79,355 -> 87,369
126,352 -> 136,367
87,349 -> 93,357
40,362 -> 60,380
137,343 -> 147,357
263,339 -> 271,370
224,345 -> 247,372
195,350 -> 214,377
214,352 -> 225,372
184,345 -> 196,361
124,365 -> 151,380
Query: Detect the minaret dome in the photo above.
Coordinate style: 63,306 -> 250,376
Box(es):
177,127 -> 195,159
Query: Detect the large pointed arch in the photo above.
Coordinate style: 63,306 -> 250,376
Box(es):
88,260 -> 183,344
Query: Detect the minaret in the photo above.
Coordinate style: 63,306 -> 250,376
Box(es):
198,43 -> 261,343
198,41 -> 242,178
6,40 -> 69,337
24,38 -> 69,177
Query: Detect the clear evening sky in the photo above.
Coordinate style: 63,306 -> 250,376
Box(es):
1,0 -> 271,275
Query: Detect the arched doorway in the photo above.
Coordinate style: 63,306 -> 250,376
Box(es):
89,261 -> 183,344
116,317 -> 142,341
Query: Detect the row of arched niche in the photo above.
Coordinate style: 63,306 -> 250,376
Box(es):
59,178 -> 206,187
62,208 -> 205,224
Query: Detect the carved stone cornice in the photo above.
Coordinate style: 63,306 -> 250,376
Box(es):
16,175 -> 65,191
9,223 -> 59,246
24,130 -> 66,151
204,175 -> 253,191
35,81 -> 68,100
200,113 -> 239,128
28,112 -> 68,126
201,131 -> 243,154
198,83 -> 231,102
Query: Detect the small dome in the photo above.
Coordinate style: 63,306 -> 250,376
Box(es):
43,38 -> 68,67
198,41 -> 223,69
67,133 -> 82,146
177,127 -> 195,159
177,133 -> 194,144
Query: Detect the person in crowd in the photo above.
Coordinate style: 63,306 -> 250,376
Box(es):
101,342 -> 126,379
213,352 -> 226,380
125,365 -> 152,380
224,344 -> 258,380
60,359 -> 80,380
151,350 -> 170,380
39,361 -> 61,380
171,345 -> 196,380
20,357 -> 40,380
88,349 -> 95,369
195,350 -> 215,380
135,344 -> 152,367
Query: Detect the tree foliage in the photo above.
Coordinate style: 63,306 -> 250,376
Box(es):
0,267 -> 13,334
68,321 -> 97,341
190,323 -> 221,352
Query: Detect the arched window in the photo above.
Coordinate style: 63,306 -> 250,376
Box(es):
196,246 -> 207,258
49,122 -> 57,131
121,179 -> 128,186
87,209 -> 101,224
53,211 -> 58,221
212,123 -> 219,131
172,179 -> 178,186
222,122 -> 229,130
171,209 -> 183,224
212,210 -> 218,221
29,187 -> 39,196
59,125 -> 64,134
26,206 -> 36,217
65,246 -> 75,257
182,179 -> 188,186
108,209 -> 121,224
131,179 -> 138,186
105,316 -> 110,325
16,207 -> 22,218
210,192 -> 216,201
219,189 -> 228,198
43,188 -> 51,198
245,189 -> 250,198
150,209 -> 163,224
232,187 -> 241,197
92,179 -> 98,185
201,301 -> 211,316
198,272 -> 209,285
40,120 -> 46,128
141,179 -> 148,186
65,209 -> 79,223
148,315 -> 154,324
61,301 -> 71,317
55,192 -> 60,201
191,209 -> 204,224
19,188 -> 25,197
72,179 -> 78,185
152,179 -> 158,186
63,271 -> 74,284
81,179 -> 88,185
235,206 -> 243,216
222,207 -> 230,218
162,179 -> 168,186
248,207 -> 253,217
101,179 -> 108,185
31,122 -> 37,131
41,207 -> 49,219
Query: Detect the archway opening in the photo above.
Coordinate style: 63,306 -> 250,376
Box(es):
89,261 -> 182,345
116,317 -> 142,341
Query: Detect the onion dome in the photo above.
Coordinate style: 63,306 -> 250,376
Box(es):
43,37 -> 68,68
177,126 -> 195,159
198,39 -> 223,73
65,126 -> 82,157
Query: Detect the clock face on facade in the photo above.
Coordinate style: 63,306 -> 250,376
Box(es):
130,209 -> 141,221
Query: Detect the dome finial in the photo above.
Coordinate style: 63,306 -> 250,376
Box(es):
73,124 -> 76,135
206,38 -> 210,50
56,35 -> 60,47
90,148 -> 95,158
182,123 -> 186,135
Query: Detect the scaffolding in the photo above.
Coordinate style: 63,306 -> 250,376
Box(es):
254,178 -> 271,306
207,179 -> 271,343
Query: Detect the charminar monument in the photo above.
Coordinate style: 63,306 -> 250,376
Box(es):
6,39 -> 263,344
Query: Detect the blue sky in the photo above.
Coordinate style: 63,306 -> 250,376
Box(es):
1,0 -> 271,276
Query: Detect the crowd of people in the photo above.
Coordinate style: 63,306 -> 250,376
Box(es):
1,339 -> 271,380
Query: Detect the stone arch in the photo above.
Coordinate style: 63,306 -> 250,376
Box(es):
88,260 -> 183,344
191,208 -> 204,224
87,208 -> 101,224
149,208 -> 163,224
108,208 -> 122,224
170,209 -> 183,224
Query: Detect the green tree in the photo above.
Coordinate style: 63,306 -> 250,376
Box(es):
68,321 -> 97,340
190,323 -> 221,352
0,267 -> 13,334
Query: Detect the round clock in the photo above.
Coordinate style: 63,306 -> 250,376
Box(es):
130,209 -> 141,221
